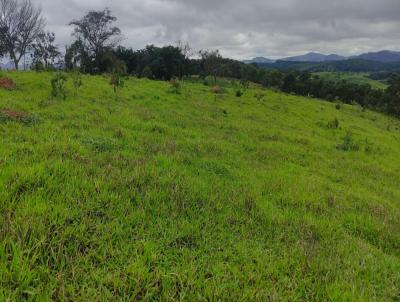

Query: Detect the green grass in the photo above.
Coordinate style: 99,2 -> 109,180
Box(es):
0,71 -> 400,301
314,72 -> 388,90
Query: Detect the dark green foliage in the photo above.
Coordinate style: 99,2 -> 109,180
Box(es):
68,9 -> 121,74
141,65 -> 153,79
114,45 -> 188,80
51,73 -> 68,99
235,90 -> 243,97
327,118 -> 340,129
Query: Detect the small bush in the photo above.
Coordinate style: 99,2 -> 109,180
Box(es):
327,118 -> 340,129
169,78 -> 182,94
212,85 -> 222,94
32,61 -> 45,72
71,70 -> 83,96
337,131 -> 359,151
236,90 -> 244,97
110,71 -> 125,94
51,73 -> 68,99
335,103 -> 341,110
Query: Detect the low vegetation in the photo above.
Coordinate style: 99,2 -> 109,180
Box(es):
0,72 -> 399,300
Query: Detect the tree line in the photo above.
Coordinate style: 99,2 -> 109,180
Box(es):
0,1 -> 399,117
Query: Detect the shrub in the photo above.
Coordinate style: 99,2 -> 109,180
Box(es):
335,103 -> 341,110
212,85 -> 222,94
110,71 -> 125,94
169,77 -> 182,94
51,73 -> 68,99
327,118 -> 340,129
236,90 -> 244,97
71,70 -> 83,96
337,131 -> 359,151
32,61 -> 45,72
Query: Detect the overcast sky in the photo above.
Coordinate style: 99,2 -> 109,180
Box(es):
32,0 -> 400,60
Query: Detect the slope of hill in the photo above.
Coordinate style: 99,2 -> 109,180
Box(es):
282,52 -> 345,62
0,72 -> 400,301
314,72 -> 388,90
243,56 -> 275,64
355,50 -> 400,63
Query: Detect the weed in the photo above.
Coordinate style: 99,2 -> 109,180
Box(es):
51,72 -> 68,99
327,118 -> 340,129
110,71 -> 125,95
71,69 -> 83,96
169,77 -> 182,94
337,131 -> 360,151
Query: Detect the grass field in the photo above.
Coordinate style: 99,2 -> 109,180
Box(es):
0,71 -> 400,301
314,72 -> 388,90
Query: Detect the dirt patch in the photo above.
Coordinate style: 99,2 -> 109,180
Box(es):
212,85 -> 222,94
0,108 -> 37,125
0,77 -> 16,90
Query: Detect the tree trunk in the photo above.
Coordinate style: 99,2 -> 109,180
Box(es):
13,58 -> 19,70
10,53 -> 20,70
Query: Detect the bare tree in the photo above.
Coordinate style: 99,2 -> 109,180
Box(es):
69,9 -> 121,64
0,0 -> 45,70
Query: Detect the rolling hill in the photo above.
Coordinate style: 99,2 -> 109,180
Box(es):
0,72 -> 399,301
282,52 -> 345,62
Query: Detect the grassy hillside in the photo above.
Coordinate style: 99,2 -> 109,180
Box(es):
0,72 -> 400,301
314,72 -> 388,90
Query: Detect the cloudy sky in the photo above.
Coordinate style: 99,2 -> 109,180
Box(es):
32,0 -> 400,60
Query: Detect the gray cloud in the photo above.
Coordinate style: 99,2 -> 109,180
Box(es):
33,0 -> 400,59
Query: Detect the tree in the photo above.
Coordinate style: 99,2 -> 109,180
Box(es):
199,50 -> 222,85
0,0 -> 45,69
65,39 -> 90,72
177,40 -> 192,78
69,8 -> 121,72
31,31 -> 60,70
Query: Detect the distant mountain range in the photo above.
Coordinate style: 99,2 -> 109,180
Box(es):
244,50 -> 400,64
282,52 -> 345,62
243,57 -> 276,64
354,51 -> 400,63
